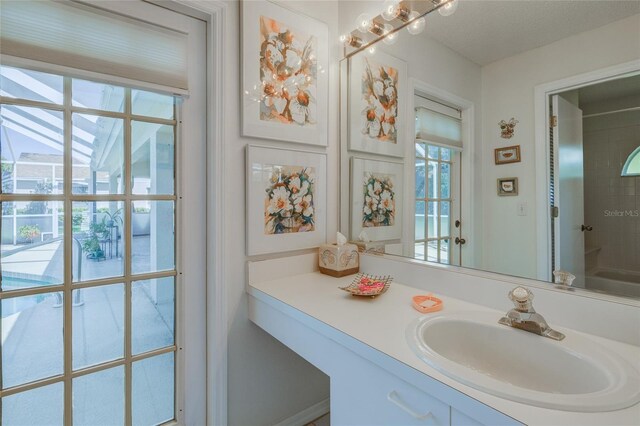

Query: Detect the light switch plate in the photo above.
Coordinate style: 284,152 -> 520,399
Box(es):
517,202 -> 527,216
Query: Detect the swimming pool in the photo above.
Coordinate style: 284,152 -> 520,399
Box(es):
1,275 -> 59,317
1,275 -> 58,291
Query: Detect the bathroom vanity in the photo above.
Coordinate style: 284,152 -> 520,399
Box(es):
247,254 -> 640,425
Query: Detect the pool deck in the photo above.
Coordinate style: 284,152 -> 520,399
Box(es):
1,240 -> 64,282
2,236 -> 152,284
1,236 -> 174,424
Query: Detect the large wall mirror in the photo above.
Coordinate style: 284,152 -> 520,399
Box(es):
338,1 -> 640,300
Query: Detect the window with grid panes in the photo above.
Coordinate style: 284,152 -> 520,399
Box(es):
415,143 -> 454,264
1,65 -> 178,425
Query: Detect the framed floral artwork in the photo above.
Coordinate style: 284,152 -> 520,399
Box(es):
246,145 -> 327,255
241,1 -> 328,147
348,50 -> 407,158
350,157 -> 404,241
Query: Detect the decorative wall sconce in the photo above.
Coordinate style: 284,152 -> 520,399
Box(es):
499,118 -> 519,139
341,0 -> 460,58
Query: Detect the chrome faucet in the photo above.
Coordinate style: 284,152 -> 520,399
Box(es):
498,287 -> 565,341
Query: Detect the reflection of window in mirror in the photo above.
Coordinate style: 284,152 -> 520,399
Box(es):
414,95 -> 463,266
621,146 -> 640,177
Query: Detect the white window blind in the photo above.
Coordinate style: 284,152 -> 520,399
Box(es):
415,95 -> 463,151
0,0 -> 189,91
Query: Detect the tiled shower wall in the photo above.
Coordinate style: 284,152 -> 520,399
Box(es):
583,110 -> 640,273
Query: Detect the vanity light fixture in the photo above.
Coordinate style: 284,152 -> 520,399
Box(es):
368,20 -> 386,36
395,5 -> 413,23
438,0 -> 459,17
381,0 -> 401,21
356,13 -> 386,37
341,34 -> 364,48
406,11 -> 426,35
356,13 -> 372,33
382,24 -> 398,45
342,0 -> 462,56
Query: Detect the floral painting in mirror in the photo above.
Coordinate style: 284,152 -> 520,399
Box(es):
349,51 -> 407,157
351,157 -> 403,241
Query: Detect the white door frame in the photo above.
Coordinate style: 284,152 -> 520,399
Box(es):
162,1 -> 228,425
533,59 -> 640,282
405,78 -> 476,266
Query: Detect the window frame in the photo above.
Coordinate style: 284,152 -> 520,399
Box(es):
0,67 -> 180,425
621,146 -> 640,177
415,142 -> 455,264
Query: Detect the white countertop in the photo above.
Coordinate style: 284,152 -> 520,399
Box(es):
248,270 -> 640,426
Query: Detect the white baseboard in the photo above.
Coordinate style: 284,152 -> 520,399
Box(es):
273,398 -> 330,426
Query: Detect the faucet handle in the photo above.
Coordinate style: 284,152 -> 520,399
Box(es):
509,286 -> 534,312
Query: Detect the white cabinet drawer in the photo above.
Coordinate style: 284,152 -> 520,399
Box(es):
451,407 -> 522,426
332,357 -> 450,426
451,408 -> 484,426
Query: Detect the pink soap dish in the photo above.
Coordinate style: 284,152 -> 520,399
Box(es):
412,294 -> 443,313
339,273 -> 392,298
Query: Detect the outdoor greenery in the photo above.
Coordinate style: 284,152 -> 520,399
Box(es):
82,221 -> 108,260
81,209 -> 122,260
2,156 -> 14,210
0,157 -> 12,173
18,224 -> 40,243
103,208 -> 123,226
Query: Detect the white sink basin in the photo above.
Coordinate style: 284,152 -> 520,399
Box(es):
407,311 -> 640,412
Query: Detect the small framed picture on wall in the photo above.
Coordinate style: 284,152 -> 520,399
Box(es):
497,177 -> 519,196
494,145 -> 521,165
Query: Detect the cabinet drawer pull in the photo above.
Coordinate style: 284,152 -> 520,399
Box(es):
387,390 -> 433,421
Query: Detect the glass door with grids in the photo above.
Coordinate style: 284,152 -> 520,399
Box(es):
415,143 -> 462,265
1,65 -> 178,425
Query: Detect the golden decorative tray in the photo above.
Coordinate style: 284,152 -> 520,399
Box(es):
339,273 -> 392,298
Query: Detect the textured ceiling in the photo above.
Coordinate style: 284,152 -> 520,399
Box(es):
422,1 -> 640,66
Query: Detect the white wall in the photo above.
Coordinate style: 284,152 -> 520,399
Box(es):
223,1 -> 340,424
480,14 -> 640,279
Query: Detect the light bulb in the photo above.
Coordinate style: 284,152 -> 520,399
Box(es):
406,11 -> 425,35
382,24 -> 397,45
381,0 -> 400,21
356,13 -> 372,33
368,45 -> 376,55
438,0 -> 459,17
339,34 -> 348,43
